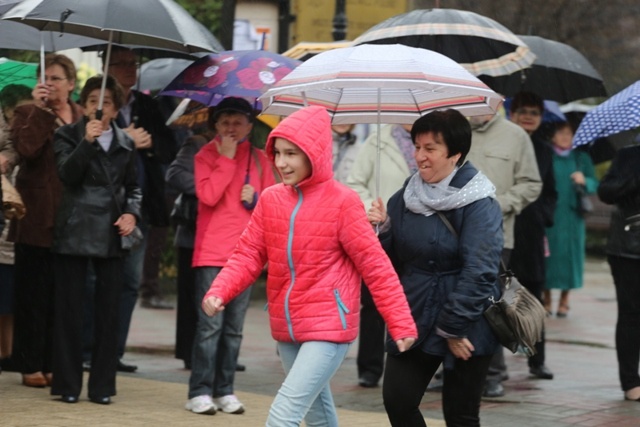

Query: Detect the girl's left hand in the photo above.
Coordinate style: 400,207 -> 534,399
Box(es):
447,337 -> 474,360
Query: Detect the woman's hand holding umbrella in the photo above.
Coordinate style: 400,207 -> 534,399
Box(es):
84,118 -> 104,143
31,82 -> 50,109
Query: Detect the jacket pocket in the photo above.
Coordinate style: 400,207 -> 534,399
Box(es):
333,289 -> 350,330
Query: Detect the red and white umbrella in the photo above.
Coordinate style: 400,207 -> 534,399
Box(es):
260,43 -> 502,125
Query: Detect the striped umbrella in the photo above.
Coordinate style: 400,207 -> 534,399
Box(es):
259,44 -> 502,200
352,8 -> 535,78
259,44 -> 502,125
573,80 -> 640,147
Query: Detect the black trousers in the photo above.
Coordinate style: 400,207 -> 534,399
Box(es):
383,348 -> 492,427
140,226 -> 170,300
356,282 -> 386,380
51,254 -> 123,398
608,255 -> 640,391
12,243 -> 55,374
175,247 -> 197,363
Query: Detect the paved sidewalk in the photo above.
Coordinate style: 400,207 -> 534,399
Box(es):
2,257 -> 639,426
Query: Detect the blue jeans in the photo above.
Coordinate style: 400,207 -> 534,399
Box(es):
267,341 -> 351,427
188,267 -> 251,398
117,221 -> 149,357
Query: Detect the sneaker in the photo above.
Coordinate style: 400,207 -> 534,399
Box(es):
185,395 -> 216,415
212,394 -> 245,414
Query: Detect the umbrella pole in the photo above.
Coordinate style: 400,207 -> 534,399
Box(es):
375,88 -> 381,235
39,34 -> 45,84
97,31 -> 114,120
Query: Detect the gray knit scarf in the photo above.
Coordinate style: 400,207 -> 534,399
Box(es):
403,168 -> 496,216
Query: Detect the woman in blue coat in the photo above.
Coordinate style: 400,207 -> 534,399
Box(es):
369,110 -> 503,426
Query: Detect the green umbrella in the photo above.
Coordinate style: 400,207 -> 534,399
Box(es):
0,57 -> 37,91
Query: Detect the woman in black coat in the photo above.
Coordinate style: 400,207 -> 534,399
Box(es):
598,144 -> 640,402
50,76 -> 142,404
369,110 -> 503,426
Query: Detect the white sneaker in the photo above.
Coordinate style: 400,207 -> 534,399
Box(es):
212,394 -> 245,414
185,395 -> 216,415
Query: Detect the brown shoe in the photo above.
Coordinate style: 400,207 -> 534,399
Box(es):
22,372 -> 47,388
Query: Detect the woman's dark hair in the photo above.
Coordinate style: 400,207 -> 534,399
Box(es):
79,75 -> 126,110
510,91 -> 544,114
411,109 -> 471,166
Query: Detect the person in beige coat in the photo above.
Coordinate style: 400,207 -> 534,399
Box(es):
466,112 -> 542,398
346,123 -> 415,388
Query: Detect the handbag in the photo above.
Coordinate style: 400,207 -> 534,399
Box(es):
574,154 -> 593,217
575,184 -> 593,217
170,193 -> 198,226
1,174 -> 26,220
483,266 -> 546,356
436,212 -> 546,357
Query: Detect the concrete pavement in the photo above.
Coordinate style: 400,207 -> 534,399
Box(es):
1,256 -> 640,426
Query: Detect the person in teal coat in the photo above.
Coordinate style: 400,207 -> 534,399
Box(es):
544,122 -> 598,317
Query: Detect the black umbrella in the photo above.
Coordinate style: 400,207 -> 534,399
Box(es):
480,35 -> 607,103
352,8 -> 535,77
3,0 -> 221,115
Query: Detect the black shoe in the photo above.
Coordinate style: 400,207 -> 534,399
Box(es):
358,372 -> 379,388
529,365 -> 554,380
140,296 -> 174,310
82,361 -> 91,372
117,359 -> 138,373
483,380 -> 505,398
60,395 -> 78,403
235,363 -> 246,372
90,396 -> 111,405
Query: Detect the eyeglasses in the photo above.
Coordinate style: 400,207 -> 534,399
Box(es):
44,76 -> 67,83
513,108 -> 541,117
108,61 -> 139,68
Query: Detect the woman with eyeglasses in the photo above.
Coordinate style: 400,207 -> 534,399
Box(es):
9,53 -> 83,388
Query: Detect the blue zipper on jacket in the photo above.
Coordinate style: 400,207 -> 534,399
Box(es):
285,186 -> 303,342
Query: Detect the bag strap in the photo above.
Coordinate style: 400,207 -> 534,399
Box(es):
436,211 -> 509,275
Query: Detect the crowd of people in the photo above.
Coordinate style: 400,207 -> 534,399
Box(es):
1,44 -> 637,427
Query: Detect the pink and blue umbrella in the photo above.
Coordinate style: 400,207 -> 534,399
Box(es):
159,50 -> 301,110
573,80 -> 640,147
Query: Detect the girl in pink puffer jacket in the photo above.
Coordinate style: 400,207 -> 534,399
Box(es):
203,105 -> 416,426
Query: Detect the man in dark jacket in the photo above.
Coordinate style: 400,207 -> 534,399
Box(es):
106,46 -> 177,372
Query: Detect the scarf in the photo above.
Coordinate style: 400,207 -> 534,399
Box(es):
404,167 -> 496,217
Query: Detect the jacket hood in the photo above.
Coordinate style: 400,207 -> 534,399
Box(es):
265,105 -> 333,187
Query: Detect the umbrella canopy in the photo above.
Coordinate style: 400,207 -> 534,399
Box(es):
0,57 -> 37,91
2,0 -> 222,54
573,80 -> 640,147
282,40 -> 352,61
135,57 -> 194,92
352,8 -> 535,77
259,44 -> 502,125
0,19 -> 105,51
160,50 -> 301,108
480,35 -> 607,103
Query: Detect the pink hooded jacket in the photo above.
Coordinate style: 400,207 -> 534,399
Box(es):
205,106 -> 417,344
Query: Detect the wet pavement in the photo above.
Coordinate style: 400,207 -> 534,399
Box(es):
2,256 -> 639,426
